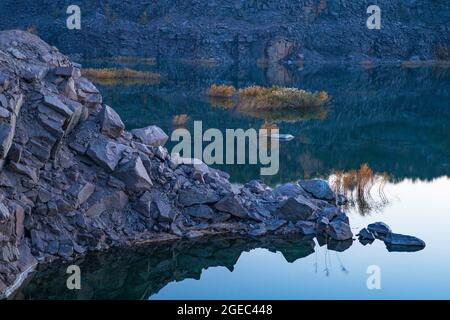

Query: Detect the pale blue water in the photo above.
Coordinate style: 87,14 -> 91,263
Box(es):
14,63 -> 450,300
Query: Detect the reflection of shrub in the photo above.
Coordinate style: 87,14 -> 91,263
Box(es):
260,122 -> 278,134
237,86 -> 329,110
332,164 -> 390,215
207,84 -> 236,97
172,114 -> 190,128
208,97 -> 236,109
82,68 -> 160,80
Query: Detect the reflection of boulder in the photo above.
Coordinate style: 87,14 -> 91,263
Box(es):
266,64 -> 293,86
14,235 -> 349,299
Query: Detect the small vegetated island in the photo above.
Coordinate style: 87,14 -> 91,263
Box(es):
0,31 -> 425,299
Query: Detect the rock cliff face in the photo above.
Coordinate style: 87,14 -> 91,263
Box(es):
0,31 -> 350,298
0,0 -> 449,63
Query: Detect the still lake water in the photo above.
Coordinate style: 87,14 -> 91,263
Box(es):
14,62 -> 450,299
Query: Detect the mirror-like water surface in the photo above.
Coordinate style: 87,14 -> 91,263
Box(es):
14,63 -> 450,299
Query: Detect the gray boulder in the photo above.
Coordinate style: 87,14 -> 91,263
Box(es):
274,195 -> 317,222
184,205 -> 215,220
178,187 -> 220,207
328,220 -> 353,241
86,137 -> 126,172
358,228 -> 375,241
299,179 -> 335,201
99,105 -> 124,138
131,125 -> 168,147
295,221 -> 316,236
214,194 -> 249,219
114,157 -> 153,193
367,222 -> 392,239
384,233 -> 426,248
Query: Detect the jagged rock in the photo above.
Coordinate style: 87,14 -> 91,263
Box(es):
358,228 -> 375,241
54,66 -> 75,78
384,233 -> 426,248
328,221 -> 353,241
274,195 -> 317,222
0,106 -> 10,119
7,48 -> 26,60
86,137 -> 126,172
7,143 -> 21,162
316,216 -> 330,234
295,221 -> 316,235
178,187 -> 220,207
0,123 -> 14,159
272,182 -> 306,198
68,182 -> 95,206
85,190 -> 128,217
133,191 -> 153,217
0,203 -> 10,222
184,205 -> 215,219
299,179 -> 335,201
367,222 -> 392,240
99,105 -> 124,138
131,125 -> 168,147
8,162 -> 38,182
214,194 -> 249,219
43,95 -> 73,118
114,157 -> 152,193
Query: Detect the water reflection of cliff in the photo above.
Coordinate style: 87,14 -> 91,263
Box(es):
92,62 -> 450,184
15,235 -> 331,300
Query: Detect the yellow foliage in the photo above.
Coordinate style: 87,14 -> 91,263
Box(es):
207,84 -> 236,98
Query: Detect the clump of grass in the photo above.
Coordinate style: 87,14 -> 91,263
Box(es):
172,114 -> 190,128
207,84 -> 236,98
82,68 -> 160,80
237,86 -> 329,110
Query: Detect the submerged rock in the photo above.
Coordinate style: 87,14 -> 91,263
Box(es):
384,233 -> 426,249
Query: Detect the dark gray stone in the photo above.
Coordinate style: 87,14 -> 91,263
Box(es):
99,105 -> 124,138
214,194 -> 249,219
367,222 -> 392,240
384,233 -> 426,248
295,221 -> 316,235
184,205 -> 215,219
114,157 -> 153,193
328,221 -> 353,241
299,179 -> 335,201
86,137 -> 126,172
358,228 -> 375,241
131,125 -> 168,147
274,195 -> 317,222
178,187 -> 220,207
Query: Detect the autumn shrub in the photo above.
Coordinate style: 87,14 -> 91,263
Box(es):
207,84 -> 236,98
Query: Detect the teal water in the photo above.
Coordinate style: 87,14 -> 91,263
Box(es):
14,63 -> 450,299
